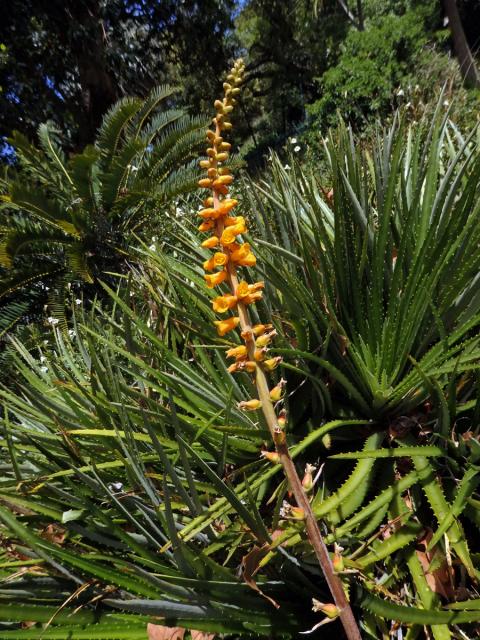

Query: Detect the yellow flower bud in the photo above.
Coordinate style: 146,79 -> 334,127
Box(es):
270,379 -> 286,402
216,152 -> 229,162
198,178 -> 213,188
207,168 -> 217,179
254,348 -> 266,361
214,99 -> 224,112
238,399 -> 262,411
263,357 -> 282,371
228,359 -> 256,373
203,197 -> 214,207
302,463 -> 316,492
199,159 -> 211,169
255,331 -> 276,347
251,324 -> 273,337
226,345 -> 247,359
219,142 -> 231,151
261,450 -> 281,464
207,148 -> 216,158
332,544 -> 345,573
311,601 -> 339,619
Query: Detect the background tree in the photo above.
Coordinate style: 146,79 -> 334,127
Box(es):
443,0 -> 480,88
0,0 -> 235,152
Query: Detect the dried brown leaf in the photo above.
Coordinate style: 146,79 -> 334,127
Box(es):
147,624 -> 185,640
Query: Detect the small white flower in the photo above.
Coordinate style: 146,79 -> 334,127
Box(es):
151,236 -> 157,242
175,206 -> 184,217
294,145 -> 301,153
68,329 -> 76,338
290,137 -> 297,144
75,298 -> 82,305
149,244 -> 156,251
44,286 -> 50,291
40,366 -> 49,373
284,164 -> 291,170
443,99 -> 449,107
47,317 -> 59,326
40,356 -> 47,363
396,88 -> 404,97
109,482 -> 123,492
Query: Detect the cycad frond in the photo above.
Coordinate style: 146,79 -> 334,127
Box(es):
96,97 -> 143,167
130,84 -> 180,138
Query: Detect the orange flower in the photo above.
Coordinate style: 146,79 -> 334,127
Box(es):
224,215 -> 245,227
214,316 -> 240,336
204,270 -> 227,288
254,348 -> 266,361
229,243 -> 251,262
201,236 -> 219,249
198,178 -> 213,188
236,252 -> 256,267
198,220 -> 215,232
213,175 -> 234,188
212,295 -> 237,313
236,281 -> 264,298
252,324 -> 273,336
197,207 -> 219,220
204,252 -> 228,271
217,198 -> 238,215
242,291 -> 263,305
221,222 -> 247,245
226,345 -> 247,359
228,360 -> 256,373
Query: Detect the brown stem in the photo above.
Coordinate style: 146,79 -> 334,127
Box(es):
210,122 -> 362,639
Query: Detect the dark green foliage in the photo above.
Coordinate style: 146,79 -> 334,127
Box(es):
307,5 -> 435,130
0,87 -> 205,332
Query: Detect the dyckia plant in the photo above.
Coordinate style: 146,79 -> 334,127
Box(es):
196,59 -> 361,639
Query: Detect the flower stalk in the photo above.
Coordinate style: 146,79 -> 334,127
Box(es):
197,59 -> 361,640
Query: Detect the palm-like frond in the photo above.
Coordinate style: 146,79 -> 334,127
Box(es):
1,87 -> 205,334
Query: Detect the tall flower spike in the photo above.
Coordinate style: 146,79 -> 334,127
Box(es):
197,60 -> 361,640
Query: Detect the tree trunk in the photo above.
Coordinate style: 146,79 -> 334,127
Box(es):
443,0 -> 480,89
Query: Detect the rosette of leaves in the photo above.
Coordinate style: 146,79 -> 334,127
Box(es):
0,85 -> 206,332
